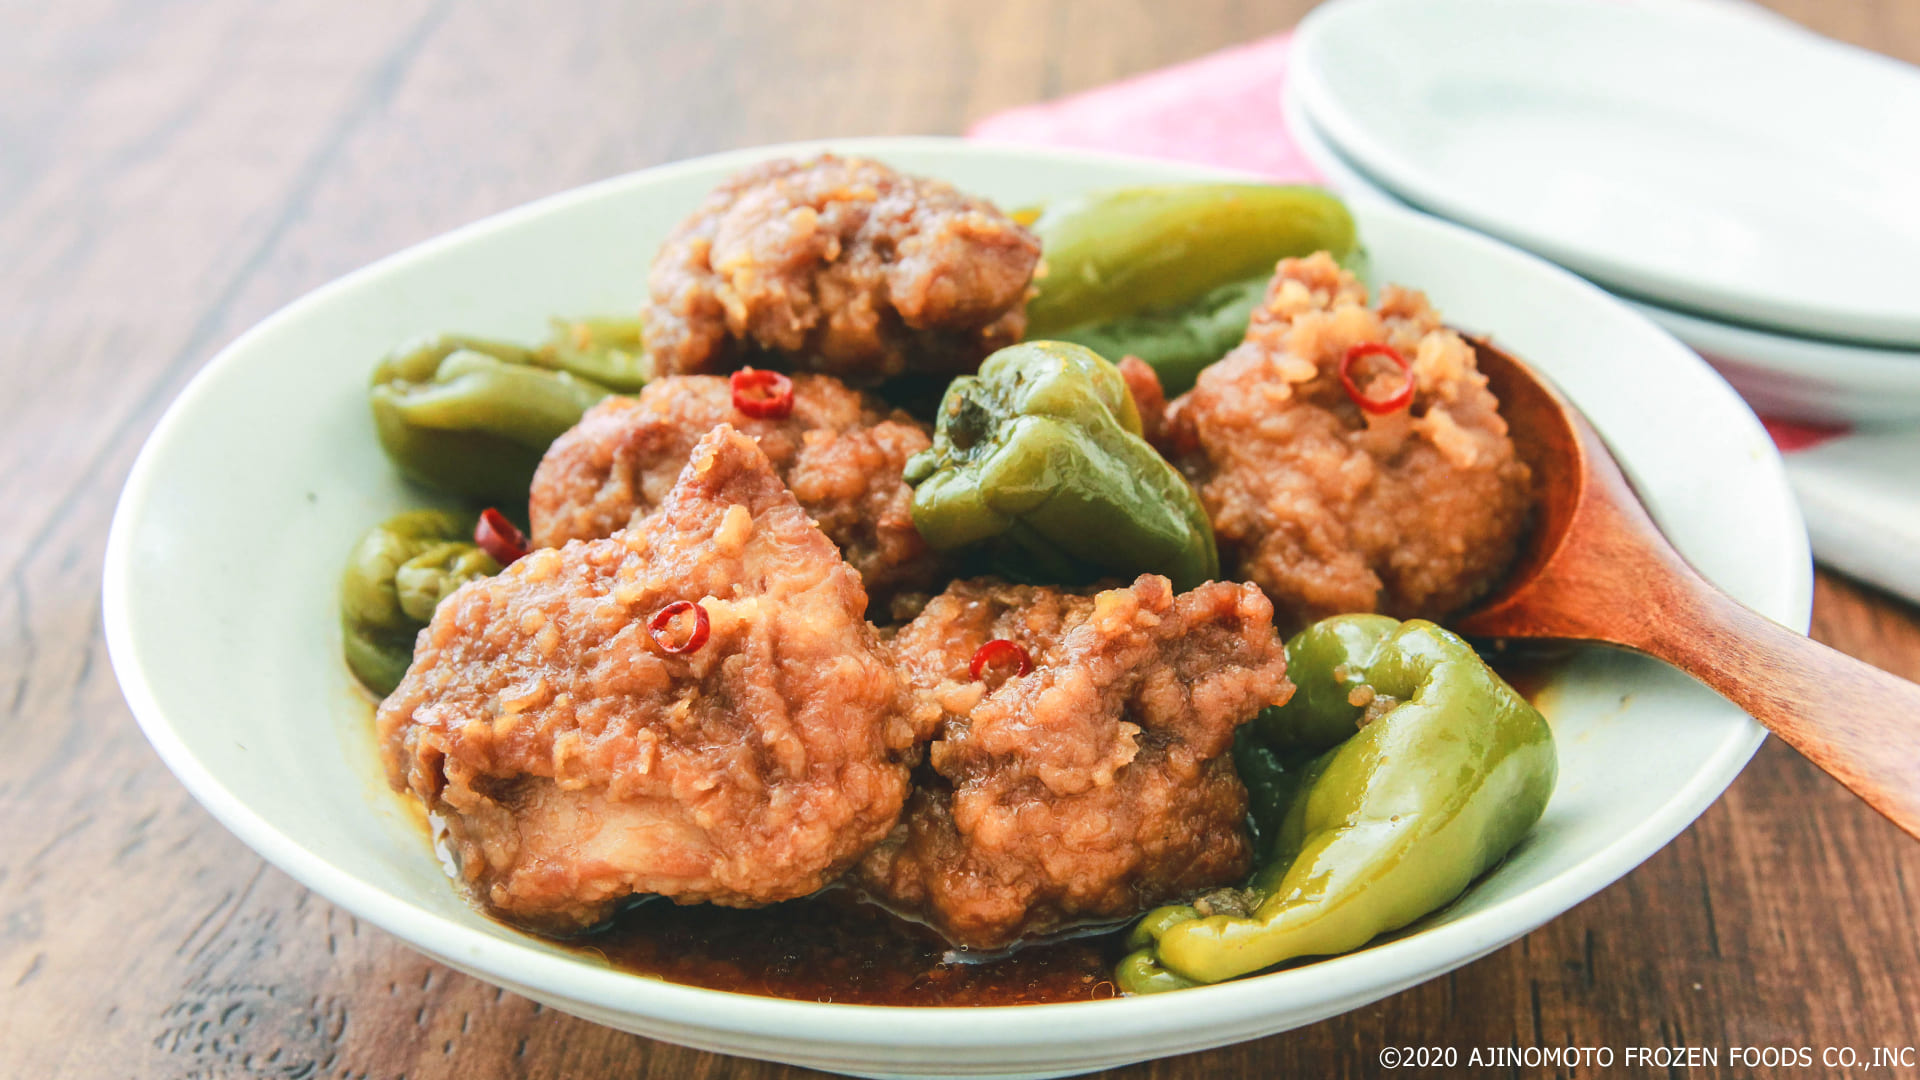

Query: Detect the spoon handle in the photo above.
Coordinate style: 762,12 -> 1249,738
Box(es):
1637,584 -> 1920,841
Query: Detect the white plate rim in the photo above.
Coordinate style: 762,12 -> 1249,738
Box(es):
102,136 -> 1808,1055
1284,73 -> 1920,423
1291,0 -> 1920,349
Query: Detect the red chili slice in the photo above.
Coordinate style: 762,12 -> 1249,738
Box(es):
969,638 -> 1032,682
474,507 -> 529,565
1339,342 -> 1415,415
730,367 -> 795,420
647,600 -> 711,655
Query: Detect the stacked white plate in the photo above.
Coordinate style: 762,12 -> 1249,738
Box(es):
1289,0 -> 1920,424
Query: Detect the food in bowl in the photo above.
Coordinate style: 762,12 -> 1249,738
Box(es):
531,372 -> 944,613
1164,251 -> 1533,626
856,573 -> 1289,950
1021,182 -> 1361,395
1119,613 -> 1556,993
341,154 -> 1555,1002
644,155 -> 1042,380
903,340 -> 1221,591
369,318 -> 646,504
380,425 -> 921,933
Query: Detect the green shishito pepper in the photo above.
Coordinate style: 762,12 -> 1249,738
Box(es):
369,318 -> 645,503
1023,184 -> 1364,394
340,509 -> 501,696
903,341 -> 1219,591
536,316 -> 650,393
1118,615 -> 1556,993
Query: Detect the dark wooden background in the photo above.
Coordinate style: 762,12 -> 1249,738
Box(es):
5,1 -> 1918,1076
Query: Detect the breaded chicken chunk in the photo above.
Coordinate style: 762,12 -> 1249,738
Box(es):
378,426 -> 919,934
1162,253 -> 1532,628
644,155 -> 1040,382
854,575 -> 1293,950
529,373 -> 944,615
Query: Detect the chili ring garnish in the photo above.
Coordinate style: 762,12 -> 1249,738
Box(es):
474,507 -> 530,565
730,367 -> 795,420
647,600 -> 711,655
969,638 -> 1032,682
1339,342 -> 1415,415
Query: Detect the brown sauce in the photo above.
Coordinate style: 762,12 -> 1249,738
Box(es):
521,652 -> 1564,1007
1486,642 -> 1575,706
564,893 -> 1127,1006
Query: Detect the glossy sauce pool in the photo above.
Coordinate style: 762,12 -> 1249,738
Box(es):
566,894 -> 1128,1006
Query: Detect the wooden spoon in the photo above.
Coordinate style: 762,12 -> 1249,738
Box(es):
1452,338 -> 1920,841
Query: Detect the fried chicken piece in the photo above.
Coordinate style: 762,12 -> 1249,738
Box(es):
644,155 -> 1040,382
1116,354 -> 1168,444
1162,252 -> 1533,628
530,373 -> 945,614
855,575 -> 1293,950
378,426 -> 920,934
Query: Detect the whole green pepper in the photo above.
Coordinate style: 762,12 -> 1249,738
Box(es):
1118,615 -> 1556,993
1024,184 -> 1364,394
535,316 -> 650,392
903,341 -> 1219,591
370,337 -> 614,502
1054,277 -> 1268,398
340,509 -> 500,696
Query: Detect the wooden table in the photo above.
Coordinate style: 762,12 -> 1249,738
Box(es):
5,1 -> 1918,1075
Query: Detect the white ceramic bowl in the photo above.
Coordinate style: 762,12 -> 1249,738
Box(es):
1283,81 -> 1920,425
1618,302 -> 1920,425
104,138 -> 1808,1079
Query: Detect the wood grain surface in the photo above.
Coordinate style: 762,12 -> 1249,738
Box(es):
3,1 -> 1917,1077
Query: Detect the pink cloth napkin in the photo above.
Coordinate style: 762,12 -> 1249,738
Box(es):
972,35 -> 1318,182
968,34 -> 1920,605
